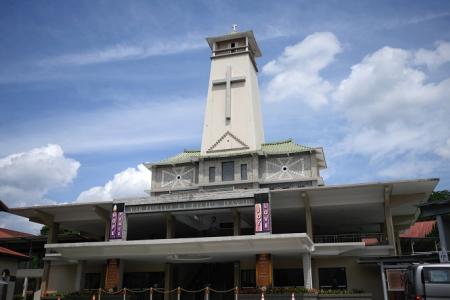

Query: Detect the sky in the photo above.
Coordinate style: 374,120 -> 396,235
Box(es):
1,0 -> 450,233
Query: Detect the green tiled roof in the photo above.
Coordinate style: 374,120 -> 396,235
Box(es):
154,139 -> 315,165
157,150 -> 200,164
261,138 -> 313,154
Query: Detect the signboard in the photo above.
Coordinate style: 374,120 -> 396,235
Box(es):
110,203 -> 125,240
386,269 -> 406,291
126,198 -> 254,214
256,254 -> 272,287
255,193 -> 271,233
439,250 -> 449,263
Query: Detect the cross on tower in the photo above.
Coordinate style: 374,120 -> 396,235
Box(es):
212,65 -> 246,120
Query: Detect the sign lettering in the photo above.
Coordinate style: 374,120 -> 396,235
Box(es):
126,198 -> 254,214
109,203 -> 125,240
254,193 -> 271,233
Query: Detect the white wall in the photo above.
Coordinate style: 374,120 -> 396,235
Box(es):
0,257 -> 18,300
47,263 -> 77,294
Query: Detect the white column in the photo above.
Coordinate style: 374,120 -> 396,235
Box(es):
22,277 -> 29,298
74,261 -> 85,291
437,215 -> 449,255
302,253 -> 312,289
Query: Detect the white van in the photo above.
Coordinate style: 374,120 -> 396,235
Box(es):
404,263 -> 450,299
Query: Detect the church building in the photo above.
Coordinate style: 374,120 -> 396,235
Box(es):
3,29 -> 439,300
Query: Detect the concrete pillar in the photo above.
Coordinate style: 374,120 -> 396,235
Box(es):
119,260 -> 125,289
302,253 -> 312,289
22,277 -> 29,298
74,261 -> 85,291
302,193 -> 313,239
394,228 -> 402,255
40,222 -> 59,296
384,186 -> 397,254
166,213 -> 175,239
105,220 -> 111,241
164,263 -> 173,300
437,215 -> 449,255
233,209 -> 241,236
233,262 -> 240,288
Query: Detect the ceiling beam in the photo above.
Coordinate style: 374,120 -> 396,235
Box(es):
29,210 -> 54,226
390,193 -> 427,208
92,206 -> 110,222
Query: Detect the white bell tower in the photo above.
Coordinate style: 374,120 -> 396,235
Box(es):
200,27 -> 265,155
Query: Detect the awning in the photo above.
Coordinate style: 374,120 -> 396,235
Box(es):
45,233 -> 313,262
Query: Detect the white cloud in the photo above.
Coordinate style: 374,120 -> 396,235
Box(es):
414,41 -> 450,69
39,37 -> 205,67
0,144 -> 80,233
333,43 -> 450,177
262,32 -> 341,109
76,164 -> 151,203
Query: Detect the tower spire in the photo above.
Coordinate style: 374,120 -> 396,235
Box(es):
201,30 -> 264,155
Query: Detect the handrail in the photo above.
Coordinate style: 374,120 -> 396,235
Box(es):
313,232 -> 387,245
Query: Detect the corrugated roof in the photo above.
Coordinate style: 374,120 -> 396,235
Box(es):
0,228 -> 34,239
154,139 -> 315,165
400,221 -> 436,238
0,246 -> 29,258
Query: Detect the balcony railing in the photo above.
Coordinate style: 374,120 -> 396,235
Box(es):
313,233 -> 387,245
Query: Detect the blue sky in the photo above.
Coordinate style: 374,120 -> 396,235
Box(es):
1,0 -> 450,232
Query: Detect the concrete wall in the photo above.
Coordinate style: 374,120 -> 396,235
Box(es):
312,257 -> 382,300
47,263 -> 77,294
0,257 -> 18,300
259,153 -> 313,181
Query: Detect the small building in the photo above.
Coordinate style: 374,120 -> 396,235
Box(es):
0,229 -> 31,300
2,29 -> 439,299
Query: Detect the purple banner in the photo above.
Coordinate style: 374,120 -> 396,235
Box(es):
254,193 -> 271,233
262,202 -> 271,232
109,203 -> 125,240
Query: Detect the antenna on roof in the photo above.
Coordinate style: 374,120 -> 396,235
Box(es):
232,24 -> 238,32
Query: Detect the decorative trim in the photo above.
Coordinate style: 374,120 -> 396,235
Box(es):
207,131 -> 249,153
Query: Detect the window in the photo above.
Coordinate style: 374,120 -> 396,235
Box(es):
274,268 -> 303,286
241,164 -> 248,180
209,166 -> 215,183
222,161 -> 235,181
230,42 -> 236,53
318,268 -> 347,289
424,268 -> 450,283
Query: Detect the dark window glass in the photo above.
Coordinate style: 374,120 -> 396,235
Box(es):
84,273 -> 101,289
274,268 -> 303,286
222,161 -> 235,181
318,268 -> 347,289
241,269 -> 256,287
123,272 -> 164,289
209,167 -> 215,182
241,164 -> 248,180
